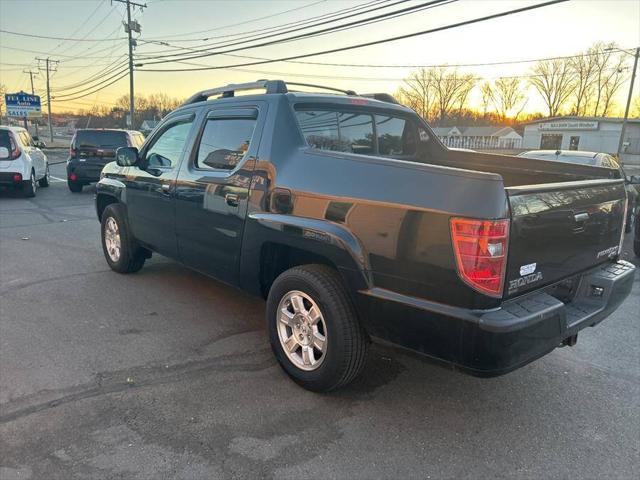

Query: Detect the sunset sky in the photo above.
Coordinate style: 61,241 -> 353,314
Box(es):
0,0 -> 639,114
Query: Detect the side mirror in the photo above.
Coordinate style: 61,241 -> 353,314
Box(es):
628,175 -> 640,185
0,147 -> 9,159
116,146 -> 139,167
34,140 -> 46,148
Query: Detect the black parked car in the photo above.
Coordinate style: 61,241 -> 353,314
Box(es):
95,80 -> 635,392
67,129 -> 144,192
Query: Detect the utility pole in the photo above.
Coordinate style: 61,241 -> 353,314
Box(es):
23,69 -> 39,138
113,0 -> 146,129
617,47 -> 640,163
36,57 -> 58,143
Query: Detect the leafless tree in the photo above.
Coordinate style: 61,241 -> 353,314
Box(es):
569,51 -> 597,116
430,67 -> 477,122
397,68 -> 434,120
492,77 -> 528,121
479,81 -> 494,117
632,96 -> 640,118
590,42 -> 628,116
529,59 -> 575,117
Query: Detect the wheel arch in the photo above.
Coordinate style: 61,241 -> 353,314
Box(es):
240,213 -> 371,300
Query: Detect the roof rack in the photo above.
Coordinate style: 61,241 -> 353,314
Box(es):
182,79 -> 357,105
361,93 -> 400,105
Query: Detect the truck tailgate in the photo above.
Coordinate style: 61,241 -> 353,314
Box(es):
505,179 -> 626,298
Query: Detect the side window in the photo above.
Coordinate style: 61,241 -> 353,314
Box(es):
20,132 -> 33,147
296,110 -> 373,154
144,120 -> 193,168
375,115 -> 416,156
196,118 -> 256,170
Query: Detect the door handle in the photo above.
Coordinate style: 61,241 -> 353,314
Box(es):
161,183 -> 171,196
225,193 -> 239,207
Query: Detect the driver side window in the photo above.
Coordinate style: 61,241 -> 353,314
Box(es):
145,120 -> 193,168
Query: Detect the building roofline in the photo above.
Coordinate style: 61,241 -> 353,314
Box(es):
523,115 -> 640,125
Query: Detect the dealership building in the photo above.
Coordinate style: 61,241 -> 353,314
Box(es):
522,116 -> 640,156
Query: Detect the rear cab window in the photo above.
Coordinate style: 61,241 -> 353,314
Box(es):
74,131 -> 129,151
295,106 -> 420,159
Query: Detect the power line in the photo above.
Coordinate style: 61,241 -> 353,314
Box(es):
143,0 -> 328,41
137,0 -> 386,52
53,58 -> 129,92
137,0 -> 569,71
53,66 -> 130,98
136,0 -> 443,63
51,71 -> 130,103
0,29 -> 123,42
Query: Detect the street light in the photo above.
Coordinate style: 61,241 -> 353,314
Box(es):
608,47 -> 640,163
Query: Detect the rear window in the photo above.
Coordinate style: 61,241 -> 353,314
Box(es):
74,130 -> 128,149
295,109 -> 417,157
0,130 -> 12,150
296,110 -> 373,154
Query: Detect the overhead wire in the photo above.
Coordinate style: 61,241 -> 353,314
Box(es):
137,0 -> 569,71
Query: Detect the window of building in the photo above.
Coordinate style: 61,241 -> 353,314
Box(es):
569,136 -> 580,150
196,118 -> 256,170
540,134 -> 562,150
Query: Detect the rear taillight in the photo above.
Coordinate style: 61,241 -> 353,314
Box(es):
12,173 -> 22,183
70,147 -> 76,156
8,132 -> 21,159
450,217 -> 510,297
69,172 -> 78,182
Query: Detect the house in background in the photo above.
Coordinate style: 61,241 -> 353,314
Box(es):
432,126 -> 523,150
140,119 -> 160,135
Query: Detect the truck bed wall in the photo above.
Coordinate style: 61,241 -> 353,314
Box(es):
433,148 -> 621,187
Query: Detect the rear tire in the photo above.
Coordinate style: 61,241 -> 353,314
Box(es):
101,204 -> 147,274
23,170 -> 36,197
267,264 -> 368,392
68,181 -> 83,193
38,166 -> 50,187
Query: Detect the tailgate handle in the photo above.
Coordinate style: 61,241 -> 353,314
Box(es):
574,212 -> 589,223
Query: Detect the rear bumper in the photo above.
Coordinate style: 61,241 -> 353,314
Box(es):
358,260 -> 635,377
67,159 -> 107,183
0,172 -> 24,186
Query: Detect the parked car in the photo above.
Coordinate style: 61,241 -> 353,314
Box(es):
95,80 -> 635,392
0,125 -> 49,197
518,150 -> 640,232
67,129 -> 145,192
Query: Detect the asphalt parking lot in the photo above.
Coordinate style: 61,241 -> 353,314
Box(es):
1,149 -> 639,479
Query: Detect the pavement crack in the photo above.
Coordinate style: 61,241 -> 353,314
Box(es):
0,348 -> 274,424
0,269 -> 111,295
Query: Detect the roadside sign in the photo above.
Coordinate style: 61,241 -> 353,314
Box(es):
5,92 -> 42,118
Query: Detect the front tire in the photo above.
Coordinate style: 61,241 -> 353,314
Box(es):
267,264 -> 368,392
23,170 -> 36,197
38,166 -> 50,187
101,204 -> 147,273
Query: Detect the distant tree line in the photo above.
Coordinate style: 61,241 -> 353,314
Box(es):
50,93 -> 183,130
395,42 -> 635,126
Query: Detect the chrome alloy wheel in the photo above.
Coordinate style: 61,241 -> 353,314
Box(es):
31,172 -> 37,192
277,290 -> 327,371
104,217 -> 122,262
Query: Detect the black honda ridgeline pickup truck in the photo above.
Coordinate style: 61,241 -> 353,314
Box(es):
96,80 -> 636,392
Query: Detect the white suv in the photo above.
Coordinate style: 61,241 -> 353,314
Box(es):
0,126 -> 49,197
